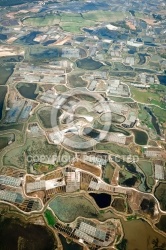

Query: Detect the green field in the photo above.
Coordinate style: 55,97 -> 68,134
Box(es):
23,11 -> 127,33
60,13 -> 84,22
23,13 -> 95,33
131,86 -> 160,104
137,160 -> 154,187
130,86 -> 166,109
60,15 -> 103,33
103,162 -> 115,184
137,161 -> 153,176
68,72 -> 88,88
109,96 -> 134,103
33,162 -> 56,174
23,14 -> 61,26
83,10 -> 126,22
44,209 -> 56,227
134,12 -> 145,18
138,104 -> 155,130
37,106 -> 61,129
151,106 -> 166,124
54,85 -> 68,93
57,149 -> 74,167
96,142 -> 130,155
0,134 -> 15,151
138,104 -> 149,121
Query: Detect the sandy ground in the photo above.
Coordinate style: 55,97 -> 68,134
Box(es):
34,35 -> 48,42
50,36 -> 72,46
7,37 -> 18,44
0,51 -> 17,56
73,160 -> 101,177
6,8 -> 39,18
0,51 -> 24,56
106,24 -> 118,30
140,18 -> 157,25
0,46 -> 24,56
111,167 -> 119,186
126,21 -> 136,30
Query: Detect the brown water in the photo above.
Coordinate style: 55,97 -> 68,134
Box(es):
121,219 -> 166,250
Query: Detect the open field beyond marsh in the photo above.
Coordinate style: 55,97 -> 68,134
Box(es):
23,11 -> 128,33
130,86 -> 166,109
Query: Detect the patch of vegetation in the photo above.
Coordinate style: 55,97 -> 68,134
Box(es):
83,10 -> 127,22
138,104 -> 154,130
57,149 -> 74,167
109,96 -> 134,103
126,214 -> 137,220
112,198 -> 126,213
3,137 -> 60,168
54,85 -> 68,93
76,57 -> 103,70
44,209 -> 56,227
130,86 -> 166,109
61,20 -> 96,33
33,163 -> 56,174
117,238 -> 128,250
137,161 -> 154,187
113,62 -> 133,71
151,106 -> 166,124
68,72 -> 87,88
61,13 -> 83,23
23,12 -> 97,33
102,162 -> 114,184
23,14 -> 61,26
96,142 -> 130,155
0,134 -> 15,151
119,171 -> 138,187
37,107 -> 61,129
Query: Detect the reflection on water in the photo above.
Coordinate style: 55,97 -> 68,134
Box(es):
157,75 -> 166,86
89,193 -> 111,208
